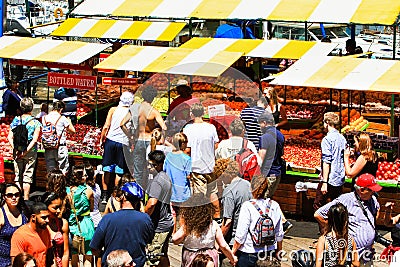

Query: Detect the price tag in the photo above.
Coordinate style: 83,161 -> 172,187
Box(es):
208,104 -> 225,117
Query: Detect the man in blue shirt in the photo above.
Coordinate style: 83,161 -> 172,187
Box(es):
313,112 -> 347,234
90,182 -> 154,267
2,79 -> 23,116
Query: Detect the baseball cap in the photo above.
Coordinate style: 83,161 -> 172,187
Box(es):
119,91 -> 134,106
356,173 -> 382,192
176,79 -> 189,86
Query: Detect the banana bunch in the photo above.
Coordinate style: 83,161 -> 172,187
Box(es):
341,116 -> 369,133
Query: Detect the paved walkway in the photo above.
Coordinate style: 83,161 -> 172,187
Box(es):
168,219 -> 391,267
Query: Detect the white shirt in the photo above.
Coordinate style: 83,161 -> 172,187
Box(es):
106,106 -> 130,146
215,136 -> 261,165
183,122 -> 219,174
43,111 -> 70,144
235,198 -> 284,253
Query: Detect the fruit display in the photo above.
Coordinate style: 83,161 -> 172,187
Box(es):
0,123 -> 12,160
78,85 -> 120,108
341,116 -> 369,133
66,124 -> 103,156
337,108 -> 361,127
286,105 -> 325,120
77,103 -> 91,118
298,129 -> 325,141
283,141 -> 321,170
376,161 -> 400,181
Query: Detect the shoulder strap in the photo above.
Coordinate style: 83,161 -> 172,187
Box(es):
69,192 -> 83,235
243,139 -> 248,149
354,192 -> 375,230
250,200 -> 264,216
265,199 -> 272,214
54,114 -> 62,126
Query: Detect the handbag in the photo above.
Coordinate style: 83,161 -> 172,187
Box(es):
70,192 -> 86,254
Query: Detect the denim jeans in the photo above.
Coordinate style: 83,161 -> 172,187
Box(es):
133,140 -> 150,188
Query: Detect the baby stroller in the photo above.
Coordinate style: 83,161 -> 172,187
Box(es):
380,223 -> 400,265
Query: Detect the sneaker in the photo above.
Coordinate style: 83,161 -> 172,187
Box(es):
283,221 -> 293,235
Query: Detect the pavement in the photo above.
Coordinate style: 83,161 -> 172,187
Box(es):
168,219 -> 392,267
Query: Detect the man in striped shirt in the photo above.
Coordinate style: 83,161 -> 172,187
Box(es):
315,173 -> 382,267
240,97 -> 267,150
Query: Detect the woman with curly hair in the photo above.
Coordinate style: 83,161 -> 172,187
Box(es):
172,194 -> 237,267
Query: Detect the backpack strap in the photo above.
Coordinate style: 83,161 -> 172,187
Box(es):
265,199 -> 272,214
250,200 -> 264,216
243,138 -> 248,149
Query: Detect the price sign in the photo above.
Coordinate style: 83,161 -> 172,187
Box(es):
208,104 -> 225,117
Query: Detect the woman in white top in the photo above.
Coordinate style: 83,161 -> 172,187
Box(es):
232,175 -> 284,267
172,194 -> 237,267
99,91 -> 134,202
263,87 -> 288,130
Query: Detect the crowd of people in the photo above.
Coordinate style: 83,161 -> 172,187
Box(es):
2,81 -> 400,267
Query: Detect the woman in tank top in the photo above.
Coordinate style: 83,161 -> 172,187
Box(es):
43,192 -> 69,267
316,203 -> 359,267
263,87 -> 288,130
0,184 -> 27,267
344,133 -> 378,188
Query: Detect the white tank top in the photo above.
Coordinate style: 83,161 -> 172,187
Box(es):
106,106 -> 130,145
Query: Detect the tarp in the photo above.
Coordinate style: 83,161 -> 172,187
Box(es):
0,36 -> 110,64
270,56 -> 400,93
94,45 -> 243,77
180,37 -> 337,59
51,18 -> 186,41
71,0 -> 400,25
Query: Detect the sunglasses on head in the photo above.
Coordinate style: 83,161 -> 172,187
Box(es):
5,192 -> 20,199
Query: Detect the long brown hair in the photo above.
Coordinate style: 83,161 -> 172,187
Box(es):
326,203 -> 349,265
12,252 -> 36,267
180,194 -> 215,237
150,128 -> 164,151
355,133 -> 376,162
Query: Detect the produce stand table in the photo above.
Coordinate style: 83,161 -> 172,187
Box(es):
275,171 -> 400,226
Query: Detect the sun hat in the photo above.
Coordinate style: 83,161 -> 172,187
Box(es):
119,91 -> 134,106
356,173 -> 382,192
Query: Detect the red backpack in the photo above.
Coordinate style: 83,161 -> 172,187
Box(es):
235,139 -> 261,181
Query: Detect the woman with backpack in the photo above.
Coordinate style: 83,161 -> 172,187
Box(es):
7,97 -> 41,200
42,101 -> 76,175
172,194 -> 237,267
232,175 -> 284,267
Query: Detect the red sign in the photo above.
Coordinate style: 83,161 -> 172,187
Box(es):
98,53 -> 113,73
102,77 -> 138,86
47,72 -> 97,90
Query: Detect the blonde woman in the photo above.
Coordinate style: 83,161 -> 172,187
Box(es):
344,133 -> 378,188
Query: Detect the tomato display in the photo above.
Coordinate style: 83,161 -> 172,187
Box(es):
376,161 -> 400,181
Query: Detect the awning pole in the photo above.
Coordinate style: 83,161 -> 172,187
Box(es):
330,88 -> 332,110
391,22 -> 397,136
339,90 -> 342,132
95,73 -> 99,127
347,90 -> 351,125
189,19 -> 193,38
304,22 -> 307,40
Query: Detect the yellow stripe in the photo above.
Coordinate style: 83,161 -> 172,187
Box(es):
180,37 -> 213,49
194,51 -> 243,77
0,37 -> 43,58
34,42 -> 87,62
273,41 -> 315,59
143,48 -> 191,73
267,0 -> 320,21
190,0 -> 242,19
156,23 -> 186,41
225,39 -> 263,55
51,18 -> 81,36
112,0 -> 163,17
94,46 -> 146,69
304,57 -> 361,88
350,0 -> 400,25
84,20 -> 117,38
370,62 -> 400,93
120,21 -> 152,40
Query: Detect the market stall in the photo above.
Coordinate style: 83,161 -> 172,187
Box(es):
0,36 -> 112,187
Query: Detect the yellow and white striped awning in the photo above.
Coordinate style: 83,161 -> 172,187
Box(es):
270,56 -> 400,93
94,45 -> 243,77
180,38 -> 337,59
0,36 -> 110,64
51,18 -> 186,41
72,0 -> 400,25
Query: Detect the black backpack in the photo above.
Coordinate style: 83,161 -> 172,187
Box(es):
12,116 -> 35,152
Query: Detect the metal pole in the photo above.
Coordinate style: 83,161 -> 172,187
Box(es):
339,90 -> 342,131
347,90 -> 351,125
330,88 -> 332,110
391,94 -> 395,137
304,22 -> 308,41
189,18 -> 193,38
0,0 -> 5,87
350,24 -> 356,41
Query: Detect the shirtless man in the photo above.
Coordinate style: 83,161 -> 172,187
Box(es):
121,86 -> 167,189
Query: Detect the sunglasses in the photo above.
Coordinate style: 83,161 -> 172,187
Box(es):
5,192 -> 20,199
